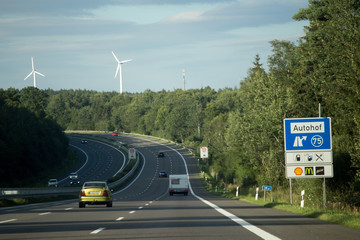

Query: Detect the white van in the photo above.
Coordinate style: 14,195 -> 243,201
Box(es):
169,174 -> 189,196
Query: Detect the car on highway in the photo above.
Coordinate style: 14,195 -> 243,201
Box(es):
159,171 -> 167,178
48,179 -> 58,187
79,181 -> 113,208
70,178 -> 81,185
69,172 -> 78,179
158,152 -> 165,158
112,131 -> 118,136
81,139 -> 87,144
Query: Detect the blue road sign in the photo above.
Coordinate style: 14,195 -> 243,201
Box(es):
262,186 -> 272,191
284,118 -> 331,151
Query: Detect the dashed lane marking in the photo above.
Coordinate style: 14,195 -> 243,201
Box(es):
91,227 -> 105,234
39,212 -> 51,216
0,219 -> 17,224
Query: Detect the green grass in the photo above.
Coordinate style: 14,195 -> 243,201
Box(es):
242,195 -> 360,230
202,181 -> 360,230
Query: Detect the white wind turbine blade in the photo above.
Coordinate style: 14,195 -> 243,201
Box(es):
35,71 -> 45,77
31,57 -> 34,71
112,51 -> 120,63
24,71 -> 33,81
120,59 -> 132,64
114,64 -> 120,78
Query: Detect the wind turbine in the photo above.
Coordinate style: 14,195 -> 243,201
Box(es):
112,51 -> 132,94
24,57 -> 45,88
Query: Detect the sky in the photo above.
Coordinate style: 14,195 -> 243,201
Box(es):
0,0 -> 309,93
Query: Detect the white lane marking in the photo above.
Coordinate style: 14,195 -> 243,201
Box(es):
129,211 -> 135,214
0,219 -> 17,224
91,227 -> 105,234
116,217 -> 124,221
39,212 -> 51,216
145,203 -> 149,206
61,144 -> 89,184
138,206 -> 143,209
144,137 -> 282,240
65,208 -> 73,210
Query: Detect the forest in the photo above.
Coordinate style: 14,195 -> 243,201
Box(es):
0,0 -> 359,206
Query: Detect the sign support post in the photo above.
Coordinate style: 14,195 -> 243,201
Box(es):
319,104 -> 327,208
289,179 -> 293,204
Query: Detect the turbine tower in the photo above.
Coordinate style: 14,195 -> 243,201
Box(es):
182,69 -> 185,90
112,51 -> 132,94
24,57 -> 45,88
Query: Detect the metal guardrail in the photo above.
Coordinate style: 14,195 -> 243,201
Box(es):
0,152 -> 142,200
108,153 -> 141,189
0,187 -> 81,199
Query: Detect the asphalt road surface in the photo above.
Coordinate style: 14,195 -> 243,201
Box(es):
0,134 -> 359,239
57,138 -> 126,186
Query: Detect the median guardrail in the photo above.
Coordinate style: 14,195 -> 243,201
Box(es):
0,135 -> 142,200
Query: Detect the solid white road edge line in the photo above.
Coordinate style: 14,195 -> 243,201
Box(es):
144,137 -> 282,240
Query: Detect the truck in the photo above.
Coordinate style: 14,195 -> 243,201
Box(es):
169,174 -> 189,196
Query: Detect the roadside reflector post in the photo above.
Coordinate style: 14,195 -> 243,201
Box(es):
301,190 -> 305,208
255,187 -> 259,200
236,186 -> 239,197
264,190 -> 266,201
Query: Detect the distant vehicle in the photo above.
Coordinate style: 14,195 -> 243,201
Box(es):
158,152 -> 165,158
169,174 -> 189,196
70,179 -> 81,185
48,179 -> 58,187
159,171 -> 167,178
112,131 -> 118,136
69,173 -> 78,179
69,173 -> 80,185
79,181 -> 112,208
81,139 -> 87,144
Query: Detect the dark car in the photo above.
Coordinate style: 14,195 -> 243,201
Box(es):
81,139 -> 87,144
158,152 -> 165,158
70,178 -> 81,185
159,171 -> 167,178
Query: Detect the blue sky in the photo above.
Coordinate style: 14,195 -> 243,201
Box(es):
0,0 -> 309,93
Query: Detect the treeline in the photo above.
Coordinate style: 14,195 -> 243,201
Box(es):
0,1 -> 359,205
0,88 -> 69,187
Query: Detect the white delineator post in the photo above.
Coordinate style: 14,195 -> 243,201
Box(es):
255,187 -> 259,200
301,190 -> 305,208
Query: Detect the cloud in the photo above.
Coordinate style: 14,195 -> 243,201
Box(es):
0,0 -> 309,92
162,11 -> 206,23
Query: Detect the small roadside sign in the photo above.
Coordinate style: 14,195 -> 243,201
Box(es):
200,147 -> 208,158
129,148 -> 136,160
262,186 -> 272,191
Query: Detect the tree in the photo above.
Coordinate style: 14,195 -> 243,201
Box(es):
20,87 -> 49,118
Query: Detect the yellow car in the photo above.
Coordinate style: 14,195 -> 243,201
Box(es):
79,181 -> 113,208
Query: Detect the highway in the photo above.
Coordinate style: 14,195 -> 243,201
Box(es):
0,134 -> 359,239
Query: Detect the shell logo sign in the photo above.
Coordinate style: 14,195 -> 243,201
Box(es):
294,167 -> 303,176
